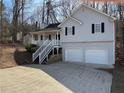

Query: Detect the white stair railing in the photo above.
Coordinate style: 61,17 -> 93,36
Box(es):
39,40 -> 55,64
32,39 -> 49,62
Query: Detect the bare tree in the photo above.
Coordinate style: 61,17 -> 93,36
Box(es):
0,0 -> 3,42
12,0 -> 22,42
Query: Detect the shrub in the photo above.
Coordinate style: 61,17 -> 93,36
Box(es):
25,44 -> 38,53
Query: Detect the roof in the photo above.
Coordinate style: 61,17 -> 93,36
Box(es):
46,23 -> 60,29
30,23 -> 61,34
58,4 -> 116,27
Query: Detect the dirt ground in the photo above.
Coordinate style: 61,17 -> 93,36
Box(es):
0,46 -> 32,69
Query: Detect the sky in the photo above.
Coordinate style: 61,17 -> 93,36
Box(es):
3,0 -> 43,22
4,0 -> 42,8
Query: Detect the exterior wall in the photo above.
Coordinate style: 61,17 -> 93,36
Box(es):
17,32 -> 22,41
23,34 -> 32,45
62,42 -> 115,65
60,7 -> 115,43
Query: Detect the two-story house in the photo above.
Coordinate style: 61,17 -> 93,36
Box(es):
58,4 -> 116,65
30,4 -> 116,66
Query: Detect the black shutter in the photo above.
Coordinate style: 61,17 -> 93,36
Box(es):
41,35 -> 43,40
65,27 -> 67,35
101,22 -> 105,33
92,24 -> 95,34
72,26 -> 75,35
58,34 -> 60,40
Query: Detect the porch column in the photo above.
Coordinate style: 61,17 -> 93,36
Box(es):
43,34 -> 45,42
38,34 -> 40,42
31,34 -> 34,44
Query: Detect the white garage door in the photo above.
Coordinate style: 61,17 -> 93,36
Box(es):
85,50 -> 108,64
65,49 -> 83,62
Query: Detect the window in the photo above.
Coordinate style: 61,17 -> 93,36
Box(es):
40,35 -> 43,40
49,35 -> 51,40
72,26 -> 75,35
95,24 -> 101,32
92,23 -> 104,34
65,27 -> 67,35
33,34 -> 38,41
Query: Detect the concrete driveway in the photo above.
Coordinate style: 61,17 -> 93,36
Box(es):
0,62 -> 112,93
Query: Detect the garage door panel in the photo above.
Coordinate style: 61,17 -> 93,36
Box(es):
85,50 -> 108,64
65,49 -> 83,62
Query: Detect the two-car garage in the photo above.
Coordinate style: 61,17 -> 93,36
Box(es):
63,42 -> 114,65
65,49 -> 108,64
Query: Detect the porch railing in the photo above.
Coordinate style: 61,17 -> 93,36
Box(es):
39,40 -> 55,64
32,39 -> 50,62
32,39 -> 61,63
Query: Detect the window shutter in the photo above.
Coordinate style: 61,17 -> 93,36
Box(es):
41,35 -> 43,40
92,24 -> 95,34
72,26 -> 75,35
101,23 -> 105,33
65,27 -> 67,35
58,34 -> 60,40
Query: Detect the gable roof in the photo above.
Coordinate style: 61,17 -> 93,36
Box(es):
58,4 -> 116,27
30,23 -> 61,34
58,16 -> 82,27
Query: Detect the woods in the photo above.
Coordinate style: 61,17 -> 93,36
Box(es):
0,0 -> 124,43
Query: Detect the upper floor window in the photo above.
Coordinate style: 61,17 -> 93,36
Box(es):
92,23 -> 105,34
33,34 -> 38,41
65,26 -> 75,36
95,24 -> 101,32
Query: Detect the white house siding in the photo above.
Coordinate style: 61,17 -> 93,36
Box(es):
60,6 -> 115,43
60,5 -> 115,65
62,42 -> 115,65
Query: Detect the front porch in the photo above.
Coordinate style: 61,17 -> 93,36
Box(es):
30,30 -> 60,46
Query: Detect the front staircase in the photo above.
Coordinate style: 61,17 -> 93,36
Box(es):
32,40 -> 61,64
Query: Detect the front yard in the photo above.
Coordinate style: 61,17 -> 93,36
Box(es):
0,63 -> 112,93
